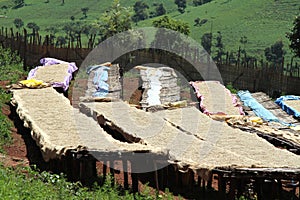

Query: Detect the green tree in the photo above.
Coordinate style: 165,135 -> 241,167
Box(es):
264,40 -> 285,64
13,18 -> 24,31
174,0 -> 186,14
62,21 -> 83,42
26,22 -> 40,34
13,0 -> 25,9
45,26 -> 59,36
56,36 -> 67,47
152,16 -> 190,35
214,31 -> 225,62
193,0 -> 212,6
194,17 -> 201,26
81,7 -> 89,18
132,1 -> 149,23
152,16 -> 190,50
94,0 -> 132,41
155,3 -> 166,17
287,15 -> 300,58
201,32 -> 212,54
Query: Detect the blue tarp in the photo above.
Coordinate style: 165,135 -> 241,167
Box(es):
87,65 -> 110,97
275,95 -> 300,118
237,90 -> 279,122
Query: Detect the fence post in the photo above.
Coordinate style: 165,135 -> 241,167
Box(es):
23,29 -> 27,71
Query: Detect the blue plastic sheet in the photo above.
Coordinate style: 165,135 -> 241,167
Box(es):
237,90 -> 279,122
275,95 -> 300,118
87,65 -> 110,97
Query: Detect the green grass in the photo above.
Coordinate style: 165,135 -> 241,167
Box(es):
0,165 -> 178,200
0,47 -> 26,152
1,0 -> 299,61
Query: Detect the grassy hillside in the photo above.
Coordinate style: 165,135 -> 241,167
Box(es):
0,0 -> 299,60
139,0 -> 300,60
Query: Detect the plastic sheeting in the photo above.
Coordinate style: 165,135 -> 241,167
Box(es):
144,67 -> 163,106
275,95 -> 300,118
87,65 -> 110,97
27,57 -> 78,91
237,90 -> 278,122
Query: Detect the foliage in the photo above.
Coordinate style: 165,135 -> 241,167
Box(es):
154,3 -> 166,17
152,16 -> 190,35
0,47 -> 25,83
214,31 -> 225,61
81,7 -> 89,19
174,0 -> 186,14
13,0 -> 25,9
226,82 -> 238,94
0,47 -> 26,152
26,22 -> 40,33
94,0 -> 132,41
201,32 -> 212,54
194,18 -> 208,26
1,0 -> 299,60
0,165 -> 178,199
264,40 -> 285,64
287,14 -> 300,58
0,90 -> 12,153
132,1 -> 149,23
13,18 -> 24,30
56,36 -> 67,47
62,21 -> 83,42
151,16 -> 190,52
193,0 -> 213,6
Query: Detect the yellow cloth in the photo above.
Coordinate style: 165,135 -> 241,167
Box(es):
249,117 -> 263,125
19,79 -> 49,88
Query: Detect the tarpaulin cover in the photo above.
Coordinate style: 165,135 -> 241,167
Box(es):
87,65 -> 110,97
238,90 -> 278,122
190,81 -> 244,115
27,57 -> 78,91
275,95 -> 300,118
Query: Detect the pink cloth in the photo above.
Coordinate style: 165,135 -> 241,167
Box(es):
190,81 -> 244,115
27,57 -> 78,91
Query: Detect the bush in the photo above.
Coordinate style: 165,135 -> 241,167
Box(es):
0,46 -> 26,83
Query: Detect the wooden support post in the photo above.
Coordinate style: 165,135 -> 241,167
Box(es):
218,175 -> 226,200
109,160 -> 115,187
79,155 -> 96,186
130,160 -> 139,193
298,180 -> 300,199
207,179 -> 212,190
228,177 -> 237,200
236,178 -> 243,198
197,176 -> 201,187
201,179 -> 206,199
153,161 -> 159,191
123,160 -> 129,190
131,173 -> 139,193
103,161 -> 107,183
70,154 -> 80,182
255,179 -> 263,200
163,165 -> 169,189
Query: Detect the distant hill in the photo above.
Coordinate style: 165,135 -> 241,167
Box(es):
0,0 -> 299,61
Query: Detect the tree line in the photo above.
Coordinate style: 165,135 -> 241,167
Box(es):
5,0 -> 300,64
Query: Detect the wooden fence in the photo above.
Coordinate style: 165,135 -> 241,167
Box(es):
1,27 -> 300,96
